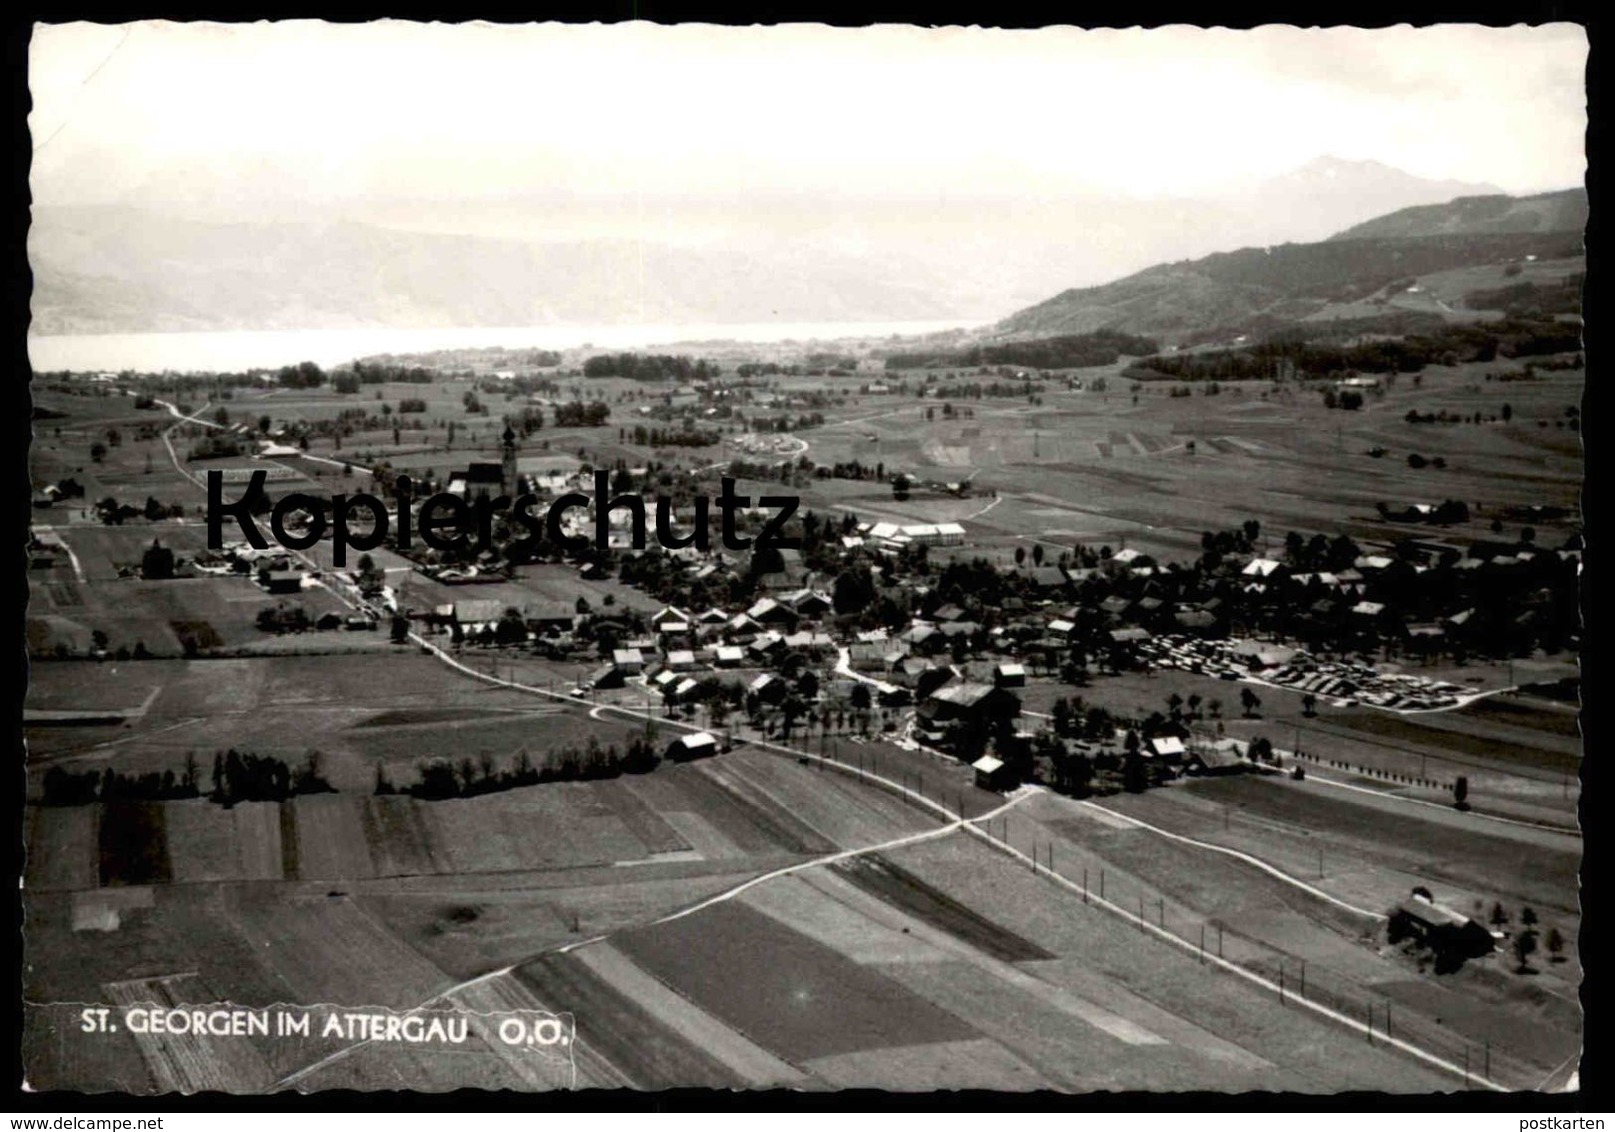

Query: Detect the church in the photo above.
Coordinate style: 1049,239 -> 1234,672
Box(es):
447,425 -> 522,501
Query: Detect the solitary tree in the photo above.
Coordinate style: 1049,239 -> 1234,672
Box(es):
1240,687 -> 1261,718
1545,926 -> 1565,962
1301,692 -> 1318,717
1453,775 -> 1470,809
1512,928 -> 1538,973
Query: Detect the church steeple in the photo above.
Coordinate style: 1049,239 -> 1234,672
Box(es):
501,425 -> 519,497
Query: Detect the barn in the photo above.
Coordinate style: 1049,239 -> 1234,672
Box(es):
666,731 -> 721,762
1388,892 -> 1497,962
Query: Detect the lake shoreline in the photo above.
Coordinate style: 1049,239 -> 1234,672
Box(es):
27,319 -> 988,374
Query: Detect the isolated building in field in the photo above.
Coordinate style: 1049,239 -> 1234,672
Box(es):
1388,892 -> 1496,962
666,731 -> 721,762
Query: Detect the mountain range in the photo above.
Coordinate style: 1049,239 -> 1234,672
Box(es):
28,157 -> 1520,338
990,187 -> 1586,346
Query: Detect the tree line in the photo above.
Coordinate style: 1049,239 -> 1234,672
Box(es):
377,735 -> 663,799
1127,316 -> 1583,382
39,749 -> 333,807
583,354 -> 719,382
883,330 -> 1161,371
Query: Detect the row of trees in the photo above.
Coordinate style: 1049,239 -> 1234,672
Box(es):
884,330 -> 1160,371
39,750 -> 332,806
1129,316 -> 1582,383
553,401 -> 612,427
628,424 -> 721,447
377,735 -> 662,798
582,354 -> 719,382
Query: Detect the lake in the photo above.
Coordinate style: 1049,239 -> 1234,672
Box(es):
27,319 -> 983,374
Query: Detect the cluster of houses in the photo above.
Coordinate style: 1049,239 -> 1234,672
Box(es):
402,511 -> 1576,784
196,542 -> 311,595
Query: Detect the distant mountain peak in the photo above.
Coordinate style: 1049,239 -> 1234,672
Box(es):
1270,155 -> 1502,196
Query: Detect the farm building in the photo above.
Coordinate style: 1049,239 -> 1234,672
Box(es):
263,570 -> 303,595
714,645 -> 745,667
993,663 -> 1027,688
1148,736 -> 1187,761
452,599 -> 506,636
746,598 -> 799,628
1028,566 -> 1070,593
781,588 -> 834,618
665,731 -> 721,762
448,429 -> 520,500
651,605 -> 692,631
749,672 -> 788,705
920,682 -> 1020,725
1388,892 -> 1496,961
588,662 -> 623,690
973,755 -> 1015,791
902,522 -> 965,547
525,603 -> 576,634
749,632 -> 787,661
611,647 -> 646,674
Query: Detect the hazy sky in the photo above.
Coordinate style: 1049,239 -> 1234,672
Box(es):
31,21 -> 1586,219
